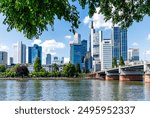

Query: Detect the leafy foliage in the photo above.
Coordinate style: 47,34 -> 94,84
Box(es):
34,57 -> 42,72
119,56 -> 125,66
0,65 -> 6,72
16,65 -> 29,77
112,57 -> 117,68
52,63 -> 59,72
1,0 -> 150,39
63,63 -> 76,77
75,64 -> 81,73
0,0 -> 80,39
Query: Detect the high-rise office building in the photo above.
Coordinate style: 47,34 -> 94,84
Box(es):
84,51 -> 91,72
13,41 -> 26,64
70,33 -> 88,70
74,33 -> 81,44
112,27 -> 127,61
28,44 -> 42,64
46,54 -> 51,65
9,57 -> 13,65
81,40 -> 87,62
89,21 -> 102,71
53,56 -> 59,64
128,48 -> 139,61
101,39 -> 112,70
70,43 -> 82,66
0,51 -> 7,65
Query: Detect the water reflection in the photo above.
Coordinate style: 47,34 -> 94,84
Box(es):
0,80 -> 7,100
0,80 -> 150,101
66,80 -> 93,101
144,83 -> 150,101
118,81 -> 144,101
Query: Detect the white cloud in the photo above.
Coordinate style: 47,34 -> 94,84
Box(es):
32,39 -> 42,45
40,39 -> 65,58
0,44 -> 9,52
132,42 -> 139,46
83,16 -> 91,24
65,35 -> 72,40
147,34 -> 150,40
64,57 -> 70,64
83,8 -> 113,29
31,39 -> 65,64
144,50 -> 150,55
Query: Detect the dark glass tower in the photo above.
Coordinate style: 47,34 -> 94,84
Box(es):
112,27 -> 127,61
28,44 -> 42,64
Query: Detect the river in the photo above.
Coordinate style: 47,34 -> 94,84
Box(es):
0,79 -> 150,101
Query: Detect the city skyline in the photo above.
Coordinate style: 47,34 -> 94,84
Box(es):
0,7 -> 150,63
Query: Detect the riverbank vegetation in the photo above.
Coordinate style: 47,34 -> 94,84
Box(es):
0,59 -> 86,79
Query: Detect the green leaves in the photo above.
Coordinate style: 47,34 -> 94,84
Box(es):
0,0 -> 150,39
34,57 -> 42,72
0,0 -> 80,39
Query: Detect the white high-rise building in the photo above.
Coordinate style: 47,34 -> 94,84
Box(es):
128,48 -> 139,61
74,33 -> 81,44
0,51 -> 8,65
90,21 -> 102,72
101,39 -> 112,71
13,41 -> 26,64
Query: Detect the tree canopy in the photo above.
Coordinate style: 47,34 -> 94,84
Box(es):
112,57 -> 117,68
0,0 -> 150,39
63,63 -> 76,77
34,57 -> 42,72
119,56 -> 125,66
52,63 -> 59,72
0,65 -> 6,72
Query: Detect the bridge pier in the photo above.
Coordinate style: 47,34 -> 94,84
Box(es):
144,74 -> 150,83
144,62 -> 150,82
120,75 -> 143,81
105,70 -> 119,80
100,74 -> 105,80
106,75 -> 119,80
119,67 -> 143,81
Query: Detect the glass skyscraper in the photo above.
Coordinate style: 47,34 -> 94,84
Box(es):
70,39 -> 87,69
81,40 -> 87,62
28,44 -> 42,64
70,44 -> 82,65
112,27 -> 127,61
46,54 -> 51,65
0,51 -> 7,65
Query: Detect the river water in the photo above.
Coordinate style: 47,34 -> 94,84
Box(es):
0,79 -> 150,101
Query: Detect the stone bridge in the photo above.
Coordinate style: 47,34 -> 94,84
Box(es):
88,62 -> 150,82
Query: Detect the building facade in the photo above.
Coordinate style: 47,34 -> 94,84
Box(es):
46,54 -> 51,65
112,27 -> 127,61
128,48 -> 139,61
9,57 -> 13,65
74,33 -> 81,44
28,44 -> 42,64
89,21 -> 102,71
70,44 -> 82,66
81,40 -> 87,62
70,33 -> 88,70
13,41 -> 26,64
0,51 -> 8,65
101,39 -> 112,70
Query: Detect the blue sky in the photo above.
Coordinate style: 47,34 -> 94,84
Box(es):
0,4 -> 150,64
